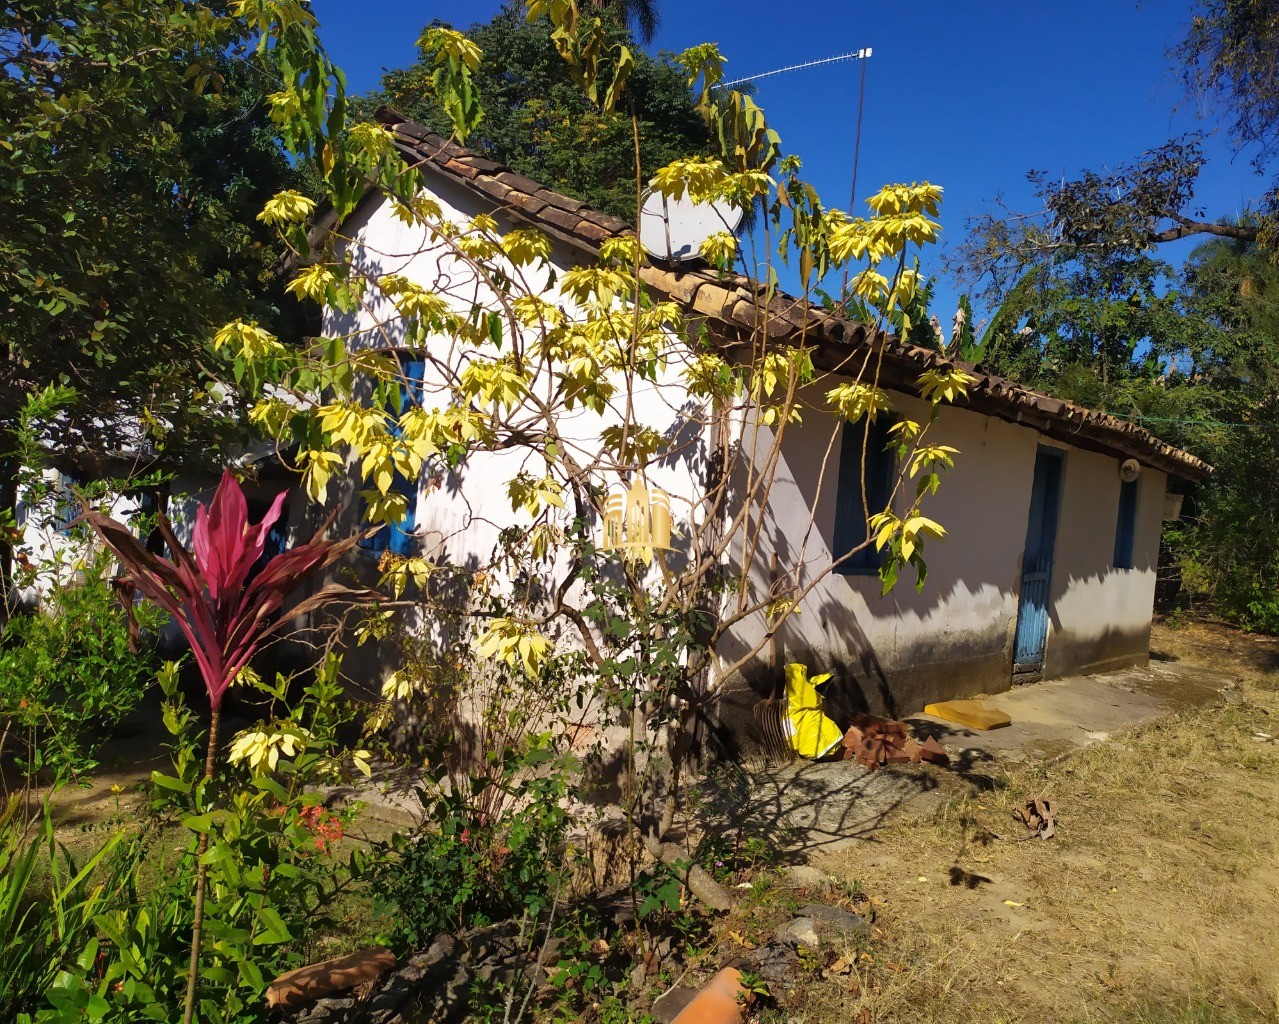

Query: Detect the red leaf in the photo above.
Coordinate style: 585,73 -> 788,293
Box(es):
264,584 -> 378,639
85,472 -> 373,713
251,490 -> 288,552
195,470 -> 254,602
78,511 -> 184,599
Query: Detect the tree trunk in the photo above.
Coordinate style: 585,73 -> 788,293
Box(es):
0,450 -> 19,625
644,835 -> 734,912
182,704 -> 222,1024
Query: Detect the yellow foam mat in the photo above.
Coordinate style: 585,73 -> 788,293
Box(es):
924,699 -> 1012,730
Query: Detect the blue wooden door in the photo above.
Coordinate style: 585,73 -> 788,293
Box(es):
1013,448 -> 1064,672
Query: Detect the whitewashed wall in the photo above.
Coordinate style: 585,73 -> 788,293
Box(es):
15,473 -> 142,603
715,391 -> 1036,719
1044,448 -> 1165,679
714,390 -> 1169,724
325,175 -> 718,689
329,179 -> 1173,720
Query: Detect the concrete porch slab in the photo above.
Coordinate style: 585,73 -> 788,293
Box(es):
706,658 -> 1234,856
906,658 -> 1233,764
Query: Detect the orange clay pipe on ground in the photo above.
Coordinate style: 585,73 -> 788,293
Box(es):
669,967 -> 751,1024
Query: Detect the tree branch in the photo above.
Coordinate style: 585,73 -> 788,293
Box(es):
1150,218 -> 1258,244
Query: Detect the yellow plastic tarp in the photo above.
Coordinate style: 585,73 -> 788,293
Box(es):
784,663 -> 843,759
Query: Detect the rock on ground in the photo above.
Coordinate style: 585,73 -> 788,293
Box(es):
778,916 -> 821,948
777,903 -> 869,950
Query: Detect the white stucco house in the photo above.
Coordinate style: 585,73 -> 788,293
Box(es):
301,107 -> 1210,732
19,107 -> 1209,744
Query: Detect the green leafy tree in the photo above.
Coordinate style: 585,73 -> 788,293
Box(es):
978,252 -> 1192,411
589,0 -> 661,44
367,2 -> 711,220
0,2 -> 318,579
1180,230 -> 1279,386
1165,235 -> 1279,627
1176,0 -> 1279,244
954,137 -> 1260,305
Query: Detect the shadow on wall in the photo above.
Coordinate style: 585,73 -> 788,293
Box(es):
707,416 -> 1162,756
710,604 -> 1154,762
1042,623 -> 1152,678
326,235 -> 398,348
254,456 -> 370,687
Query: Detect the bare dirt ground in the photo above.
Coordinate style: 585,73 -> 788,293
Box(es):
17,619 -> 1279,1023
763,619 -> 1279,1024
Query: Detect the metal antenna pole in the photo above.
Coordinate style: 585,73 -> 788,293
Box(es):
841,47 -> 871,300
722,50 -> 864,89
713,46 -> 874,300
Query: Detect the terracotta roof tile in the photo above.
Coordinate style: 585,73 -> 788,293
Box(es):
494,169 -> 546,195
575,219 -> 616,243
367,106 -> 1211,481
534,188 -> 587,213
470,175 -> 513,204
442,157 -> 480,180
732,298 -> 797,340
578,208 -> 631,232
393,121 -> 435,142
652,272 -> 703,307
456,154 -> 504,174
693,283 -> 737,321
505,191 -> 549,217
535,205 -> 584,233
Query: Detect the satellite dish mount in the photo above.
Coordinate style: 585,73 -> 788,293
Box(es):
638,190 -> 744,265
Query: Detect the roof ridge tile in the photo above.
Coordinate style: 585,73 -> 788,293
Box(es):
365,113 -> 1209,480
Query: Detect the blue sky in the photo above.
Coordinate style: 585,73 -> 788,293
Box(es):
311,1 -> 1265,321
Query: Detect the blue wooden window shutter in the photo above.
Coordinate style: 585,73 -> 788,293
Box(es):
54,471 -> 85,535
359,357 -> 425,558
833,416 -> 895,574
1113,477 -> 1138,570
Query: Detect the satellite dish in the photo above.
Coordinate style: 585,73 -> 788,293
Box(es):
1119,458 -> 1142,483
638,189 -> 744,264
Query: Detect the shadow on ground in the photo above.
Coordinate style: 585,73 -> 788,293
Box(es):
695,751 -> 990,858
696,651 -> 1235,860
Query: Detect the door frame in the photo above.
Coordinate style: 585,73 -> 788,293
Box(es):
1012,445 -> 1066,679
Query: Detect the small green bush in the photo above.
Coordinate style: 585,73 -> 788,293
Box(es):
0,556 -> 164,781
36,658 -> 378,1024
382,734 -> 574,947
0,799 -> 126,1024
1241,597 -> 1279,634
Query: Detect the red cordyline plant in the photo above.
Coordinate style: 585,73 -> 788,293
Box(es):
80,468 -> 371,1024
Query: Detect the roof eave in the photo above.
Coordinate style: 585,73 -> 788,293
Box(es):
356,108 -> 1213,482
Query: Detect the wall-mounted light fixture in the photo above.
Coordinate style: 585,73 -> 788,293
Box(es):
601,482 -> 672,564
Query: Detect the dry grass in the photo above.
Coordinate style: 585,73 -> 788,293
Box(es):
761,620 -> 1279,1024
